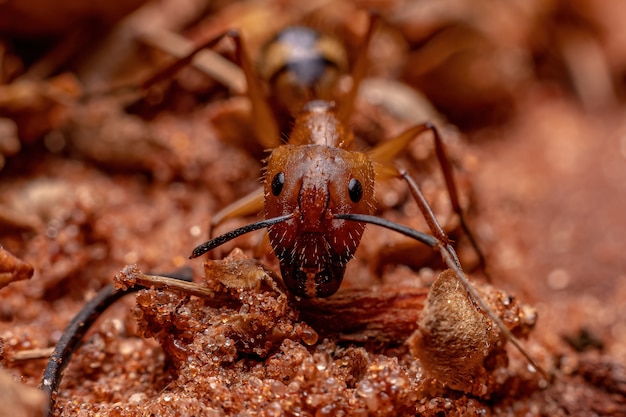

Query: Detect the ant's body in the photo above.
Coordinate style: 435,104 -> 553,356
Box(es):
41,14 -> 547,415
192,17 -> 484,299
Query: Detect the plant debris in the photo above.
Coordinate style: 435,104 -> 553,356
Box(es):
50,252 -> 542,416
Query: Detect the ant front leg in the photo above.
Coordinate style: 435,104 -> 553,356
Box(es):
369,122 -> 490,281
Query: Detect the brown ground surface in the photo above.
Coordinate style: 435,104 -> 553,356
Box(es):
1,1 -> 626,416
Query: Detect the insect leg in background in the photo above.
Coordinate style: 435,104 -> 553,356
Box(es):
367,121 -> 490,279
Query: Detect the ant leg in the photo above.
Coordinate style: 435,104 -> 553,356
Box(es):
229,31 -> 281,149
92,29 -> 280,149
337,12 -> 380,123
138,31 -> 236,92
85,30 -> 243,99
369,126 -> 548,378
369,122 -> 490,280
424,123 -> 489,278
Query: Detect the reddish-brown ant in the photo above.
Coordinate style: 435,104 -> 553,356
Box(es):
40,13 -> 547,415
190,17 -> 482,296
187,16 -> 546,375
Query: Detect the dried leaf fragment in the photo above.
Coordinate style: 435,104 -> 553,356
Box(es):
0,247 -> 34,289
408,270 -> 535,396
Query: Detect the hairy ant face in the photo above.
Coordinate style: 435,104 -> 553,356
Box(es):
264,141 -> 374,298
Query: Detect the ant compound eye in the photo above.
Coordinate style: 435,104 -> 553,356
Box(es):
271,172 -> 285,196
348,178 -> 363,203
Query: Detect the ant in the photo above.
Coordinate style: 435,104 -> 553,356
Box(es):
40,12 -> 548,416
187,14 -> 546,373
189,18 -> 486,297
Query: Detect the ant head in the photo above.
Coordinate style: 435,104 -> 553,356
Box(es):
263,143 -> 374,298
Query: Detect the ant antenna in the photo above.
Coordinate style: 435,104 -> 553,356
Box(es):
334,213 -> 439,250
190,214 -> 294,259
41,283 -> 127,414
